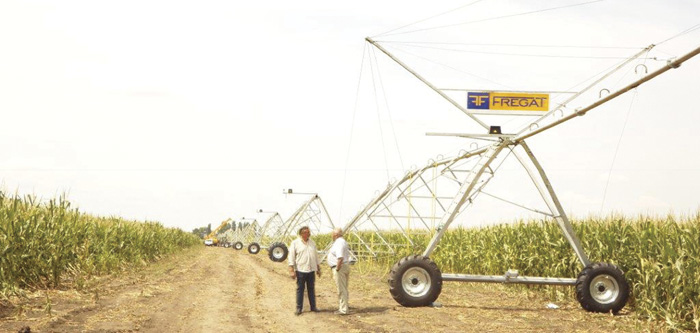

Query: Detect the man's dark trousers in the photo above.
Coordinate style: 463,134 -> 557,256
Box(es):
296,271 -> 316,311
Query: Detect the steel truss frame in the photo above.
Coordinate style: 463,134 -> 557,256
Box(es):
255,211 -> 287,248
217,228 -> 234,246
335,146 -> 494,259
231,217 -> 259,245
281,194 -> 336,245
338,135 -> 587,285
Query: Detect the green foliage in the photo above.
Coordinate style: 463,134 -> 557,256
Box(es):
191,226 -> 209,238
313,233 -> 332,251
0,191 -> 201,296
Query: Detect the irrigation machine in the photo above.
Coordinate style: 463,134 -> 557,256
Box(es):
254,210 -> 290,261
230,217 -> 258,252
259,190 -> 338,262
340,36 -> 700,313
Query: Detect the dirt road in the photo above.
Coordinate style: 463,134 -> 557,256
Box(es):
1,246 -> 651,332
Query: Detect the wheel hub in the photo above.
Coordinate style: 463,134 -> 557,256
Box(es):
402,267 -> 431,298
590,274 -> 620,304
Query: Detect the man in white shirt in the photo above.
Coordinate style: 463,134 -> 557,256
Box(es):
288,226 -> 321,316
327,227 -> 351,315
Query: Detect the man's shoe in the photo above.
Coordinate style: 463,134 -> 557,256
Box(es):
294,309 -> 302,316
310,308 -> 321,313
333,310 -> 348,315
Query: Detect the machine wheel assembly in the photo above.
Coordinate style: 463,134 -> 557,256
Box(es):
576,262 -> 630,313
268,242 -> 289,262
388,255 -> 442,307
248,242 -> 261,254
233,242 -> 243,250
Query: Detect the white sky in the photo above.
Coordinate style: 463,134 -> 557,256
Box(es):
1,0 -> 699,232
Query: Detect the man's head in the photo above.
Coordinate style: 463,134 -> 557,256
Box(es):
332,227 -> 343,240
299,226 -> 311,241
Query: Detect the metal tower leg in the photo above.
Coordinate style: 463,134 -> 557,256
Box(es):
515,141 -> 590,267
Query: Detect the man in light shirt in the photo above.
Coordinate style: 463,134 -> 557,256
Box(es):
288,226 -> 321,316
327,227 -> 351,315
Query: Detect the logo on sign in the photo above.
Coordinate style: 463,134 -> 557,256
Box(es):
467,92 -> 490,109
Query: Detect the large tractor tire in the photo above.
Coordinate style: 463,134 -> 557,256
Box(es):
268,242 -> 289,262
233,242 -> 243,250
248,242 -> 261,254
576,262 -> 630,313
388,255 -> 442,307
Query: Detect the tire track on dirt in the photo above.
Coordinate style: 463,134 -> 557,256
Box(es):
230,250 -> 294,331
40,251 -> 209,332
138,247 -> 245,332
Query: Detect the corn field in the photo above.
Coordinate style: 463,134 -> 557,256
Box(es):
0,191 -> 200,297
347,213 -> 700,331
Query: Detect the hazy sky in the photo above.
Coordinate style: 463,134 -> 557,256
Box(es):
1,0 -> 699,231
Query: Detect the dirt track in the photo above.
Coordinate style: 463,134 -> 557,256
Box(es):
1,246 -> 651,332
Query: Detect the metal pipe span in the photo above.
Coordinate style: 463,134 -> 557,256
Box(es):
442,273 -> 577,286
515,46 -> 700,142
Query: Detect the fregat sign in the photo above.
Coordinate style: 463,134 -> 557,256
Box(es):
467,92 -> 549,114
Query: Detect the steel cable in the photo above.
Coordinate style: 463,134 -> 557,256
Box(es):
373,0 -> 489,38
373,47 -> 406,173
379,0 -> 605,37
368,47 -> 392,181
338,43 -> 368,225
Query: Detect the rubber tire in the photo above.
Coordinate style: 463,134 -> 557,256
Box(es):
268,242 -> 289,262
233,242 -> 243,250
248,242 -> 261,254
388,255 -> 442,307
576,262 -> 630,313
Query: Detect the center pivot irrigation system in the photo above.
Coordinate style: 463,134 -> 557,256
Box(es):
253,210 -> 290,261
233,191 -> 337,262
228,217 -> 258,251
353,36 -> 700,313
272,190 -> 337,260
